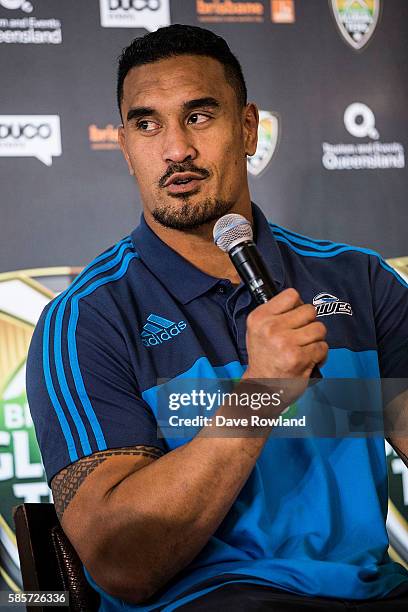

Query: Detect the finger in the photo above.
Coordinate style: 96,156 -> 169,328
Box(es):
280,304 -> 318,330
304,341 -> 329,369
259,288 -> 304,316
293,321 -> 327,346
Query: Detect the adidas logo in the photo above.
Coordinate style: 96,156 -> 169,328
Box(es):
140,313 -> 187,347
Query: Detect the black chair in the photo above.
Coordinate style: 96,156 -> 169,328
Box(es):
13,503 -> 100,612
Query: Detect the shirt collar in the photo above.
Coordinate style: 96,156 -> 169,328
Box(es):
131,202 -> 285,305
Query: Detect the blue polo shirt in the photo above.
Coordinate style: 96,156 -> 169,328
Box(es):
26,203 -> 408,610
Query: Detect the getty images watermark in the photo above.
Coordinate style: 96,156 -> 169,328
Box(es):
155,378 -> 408,439
162,386 -> 307,433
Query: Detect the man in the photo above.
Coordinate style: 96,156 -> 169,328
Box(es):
26,24 -> 408,611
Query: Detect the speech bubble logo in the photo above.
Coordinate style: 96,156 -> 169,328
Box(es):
99,0 -> 170,32
344,103 -> 379,140
0,115 -> 61,166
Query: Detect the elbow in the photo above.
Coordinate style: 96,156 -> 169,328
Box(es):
84,541 -> 160,605
89,564 -> 158,604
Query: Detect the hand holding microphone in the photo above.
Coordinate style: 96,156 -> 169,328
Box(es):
213,214 -> 327,385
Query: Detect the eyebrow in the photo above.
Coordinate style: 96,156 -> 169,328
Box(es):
126,97 -> 221,123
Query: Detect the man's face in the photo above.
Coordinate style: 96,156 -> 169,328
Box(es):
118,54 -> 258,230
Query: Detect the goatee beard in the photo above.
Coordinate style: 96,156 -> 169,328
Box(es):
152,197 -> 235,230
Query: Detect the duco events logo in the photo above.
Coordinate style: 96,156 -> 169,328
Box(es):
330,0 -> 380,50
99,0 -> 170,32
247,110 -> 280,177
0,115 -> 62,166
0,0 -> 62,44
322,103 -> 405,171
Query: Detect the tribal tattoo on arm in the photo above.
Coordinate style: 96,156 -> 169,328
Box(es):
51,445 -> 164,521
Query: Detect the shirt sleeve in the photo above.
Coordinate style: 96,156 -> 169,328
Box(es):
26,296 -> 166,487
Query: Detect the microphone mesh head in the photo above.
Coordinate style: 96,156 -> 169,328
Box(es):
213,214 -> 253,253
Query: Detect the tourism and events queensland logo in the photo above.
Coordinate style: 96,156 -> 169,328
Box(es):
330,0 -> 381,50
0,1 -> 32,12
322,103 -> 405,171
247,110 -> 280,177
0,115 -> 61,166
99,0 -> 170,32
0,0 -> 62,44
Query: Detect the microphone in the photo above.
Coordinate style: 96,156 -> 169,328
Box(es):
213,213 -> 322,379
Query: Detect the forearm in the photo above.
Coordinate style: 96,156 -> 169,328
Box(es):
91,433 -> 266,602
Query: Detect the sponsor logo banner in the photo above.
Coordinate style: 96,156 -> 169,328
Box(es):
196,0 -> 264,23
322,103 -> 405,171
99,0 -> 170,31
0,115 -> 61,166
197,0 -> 295,24
0,0 -> 62,44
330,0 -> 380,50
89,123 -> 120,150
247,110 -> 279,177
0,268 -> 78,592
271,0 -> 295,23
0,1 -> 32,12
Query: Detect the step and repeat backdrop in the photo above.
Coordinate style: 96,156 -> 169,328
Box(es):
0,0 -> 407,593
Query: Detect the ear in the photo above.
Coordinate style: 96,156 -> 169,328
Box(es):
118,125 -> 134,175
242,103 -> 259,157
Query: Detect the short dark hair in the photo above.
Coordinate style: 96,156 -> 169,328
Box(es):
117,24 -> 247,121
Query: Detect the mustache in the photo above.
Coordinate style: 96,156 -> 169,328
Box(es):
158,162 -> 210,188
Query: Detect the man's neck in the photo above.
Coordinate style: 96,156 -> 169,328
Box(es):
144,202 -> 253,283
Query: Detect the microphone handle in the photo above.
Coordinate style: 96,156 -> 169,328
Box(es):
229,241 -> 322,380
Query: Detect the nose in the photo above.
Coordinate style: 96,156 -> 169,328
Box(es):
162,120 -> 198,164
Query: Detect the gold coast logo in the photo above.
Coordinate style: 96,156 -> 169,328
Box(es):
0,267 -> 79,592
247,110 -> 280,177
330,0 -> 381,50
